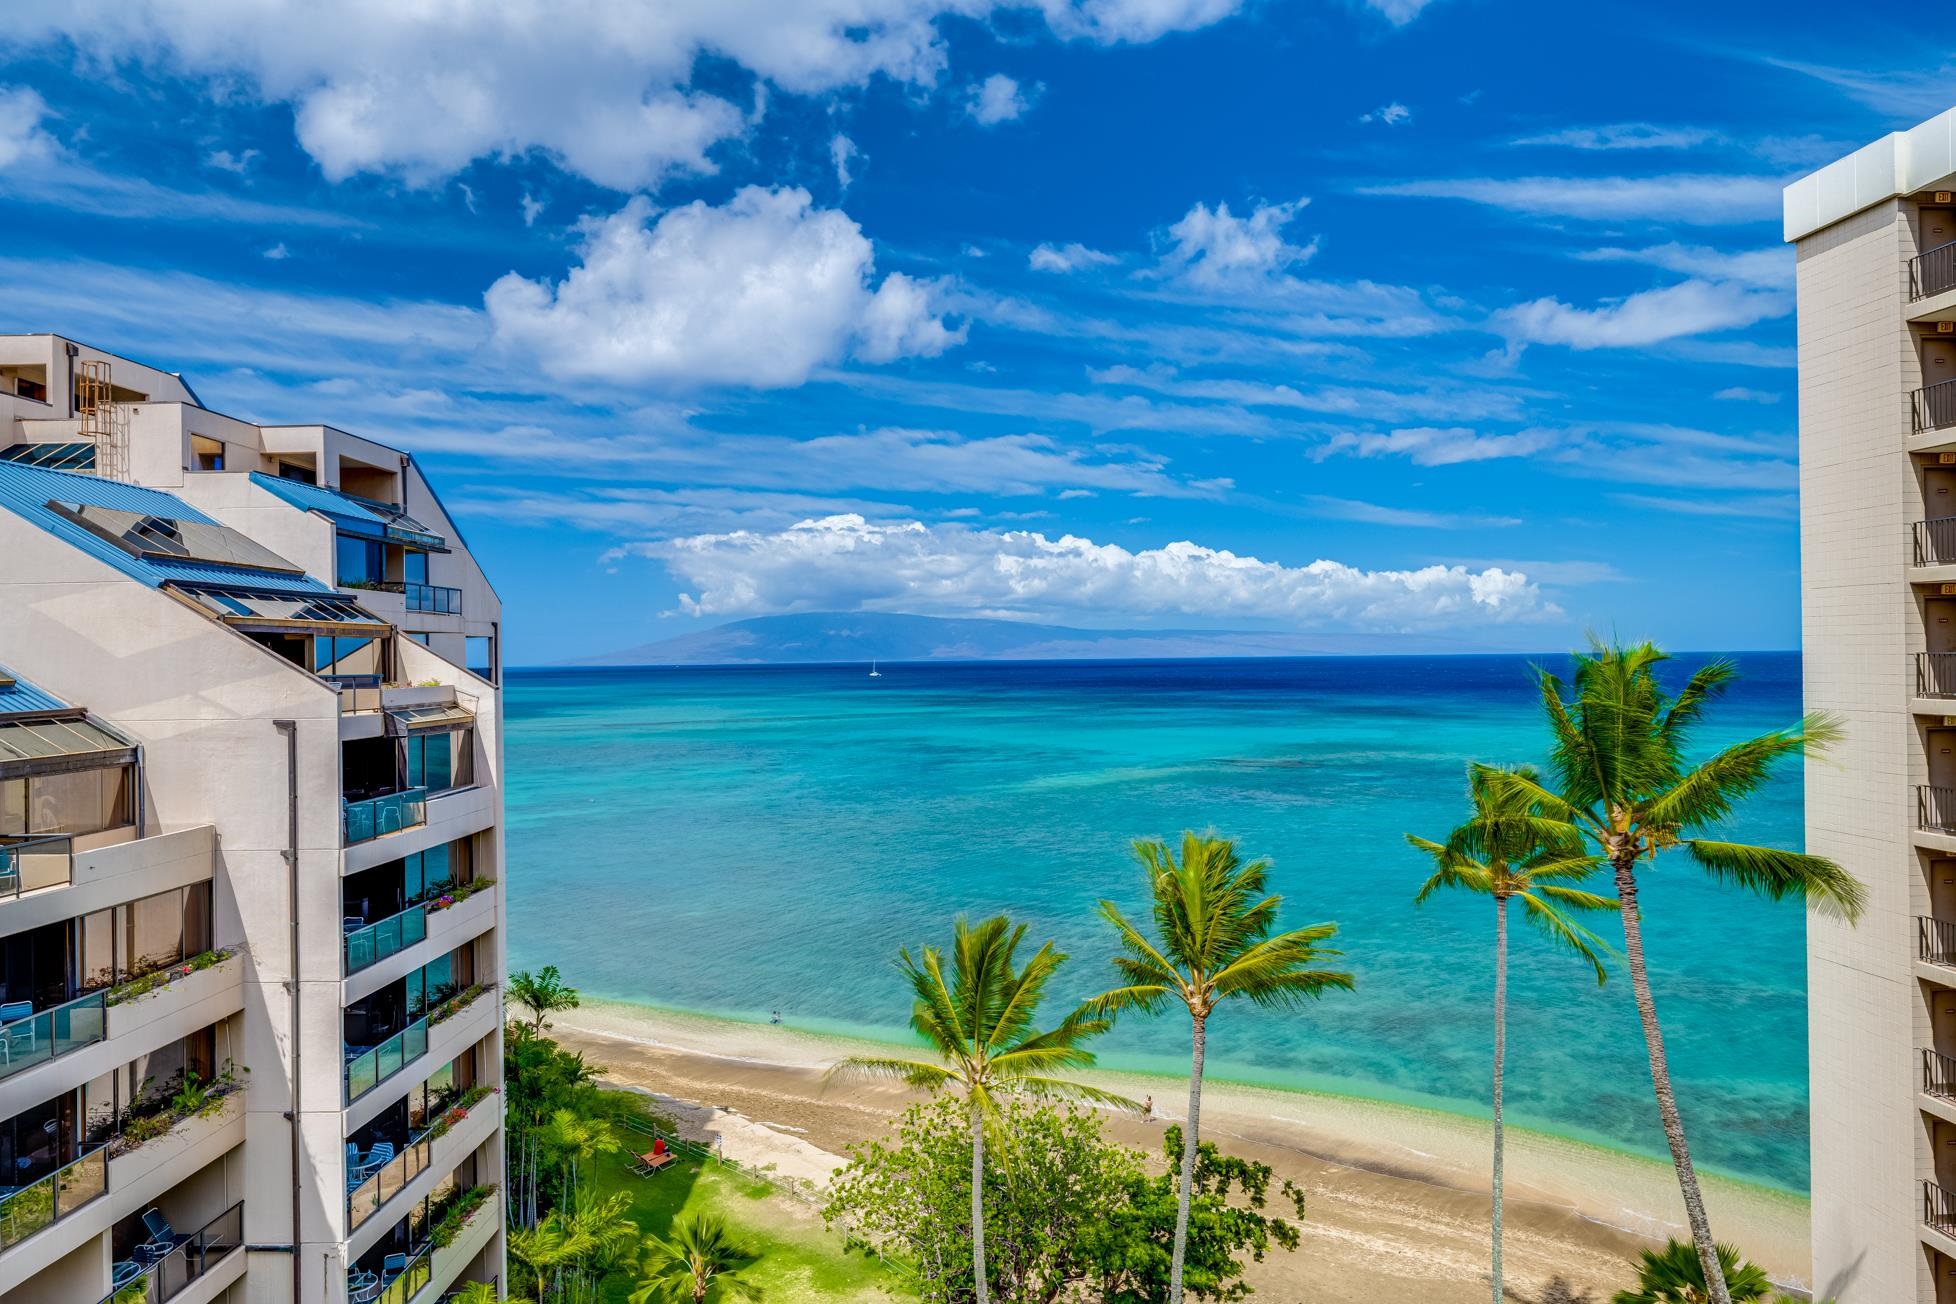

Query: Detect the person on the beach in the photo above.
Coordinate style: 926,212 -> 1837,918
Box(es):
1142,1095 -> 1153,1121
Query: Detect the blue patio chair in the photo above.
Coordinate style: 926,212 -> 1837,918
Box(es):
347,1268 -> 380,1303
343,916 -> 364,934
382,1251 -> 407,1275
136,1208 -> 175,1262
0,1001 -> 33,1067
0,846 -> 17,896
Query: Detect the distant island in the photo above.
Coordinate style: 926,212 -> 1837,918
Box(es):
582,611 -> 1522,666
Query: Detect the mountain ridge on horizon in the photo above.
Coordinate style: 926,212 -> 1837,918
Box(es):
579,611 -> 1532,666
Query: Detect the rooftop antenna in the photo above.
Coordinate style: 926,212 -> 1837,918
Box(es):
76,359 -> 128,481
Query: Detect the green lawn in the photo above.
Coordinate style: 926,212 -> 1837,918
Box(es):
585,1144 -> 916,1303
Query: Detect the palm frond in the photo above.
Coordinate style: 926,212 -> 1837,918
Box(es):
1515,890 -> 1615,984
826,1056 -> 957,1091
1682,840 -> 1866,921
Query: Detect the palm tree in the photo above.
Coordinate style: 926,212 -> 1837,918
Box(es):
1610,1238 -> 1784,1304
630,1215 -> 764,1303
538,1107 -> 621,1206
508,1190 -> 638,1301
510,965 -> 581,1033
1089,833 -> 1353,1304
450,1284 -> 531,1304
1409,764 -> 1617,1304
832,914 -> 1126,1304
1487,642 -> 1864,1304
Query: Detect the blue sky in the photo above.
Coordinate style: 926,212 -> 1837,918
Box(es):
0,2 -> 1945,663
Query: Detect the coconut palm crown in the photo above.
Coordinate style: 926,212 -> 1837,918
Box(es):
1089,832 -> 1353,1304
832,914 -> 1126,1304
1485,641 -> 1864,1304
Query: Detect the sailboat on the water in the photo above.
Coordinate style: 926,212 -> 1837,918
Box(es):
868,660 -> 882,678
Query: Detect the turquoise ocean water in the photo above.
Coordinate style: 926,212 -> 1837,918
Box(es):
502,653 -> 1809,1193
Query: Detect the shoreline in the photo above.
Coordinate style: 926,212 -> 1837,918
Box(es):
552,996 -> 1813,1302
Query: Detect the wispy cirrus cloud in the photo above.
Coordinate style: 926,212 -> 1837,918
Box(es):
1362,174 -> 1784,225
1511,122 -> 1716,150
1496,277 -> 1790,349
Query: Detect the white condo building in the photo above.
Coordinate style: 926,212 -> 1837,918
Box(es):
0,335 -> 507,1304
1791,108 -> 1956,1303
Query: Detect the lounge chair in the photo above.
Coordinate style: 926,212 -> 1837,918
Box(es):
382,1252 -> 407,1274
0,1001 -> 31,1066
135,1208 -> 175,1263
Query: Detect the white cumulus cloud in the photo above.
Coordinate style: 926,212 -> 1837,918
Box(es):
1158,198 -> 1315,289
1028,241 -> 1118,272
2,0 -> 1246,187
1360,102 -> 1411,126
485,186 -> 962,388
645,513 -> 1551,627
966,73 -> 1030,125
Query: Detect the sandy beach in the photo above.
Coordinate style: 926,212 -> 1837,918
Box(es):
551,998 -> 1812,1304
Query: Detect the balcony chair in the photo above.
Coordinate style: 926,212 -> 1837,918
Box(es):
0,846 -> 16,896
111,1259 -> 143,1289
135,1208 -> 176,1263
347,1269 -> 380,1303
343,916 -> 364,934
382,1251 -> 408,1276
0,1000 -> 33,1065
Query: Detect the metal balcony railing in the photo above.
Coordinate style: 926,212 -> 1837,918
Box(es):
1916,378 -> 1956,434
1921,915 -> 1956,967
1914,239 -> 1956,301
0,990 -> 108,1083
1929,1179 -> 1956,1237
401,582 -> 462,616
1922,786 -> 1956,835
0,1141 -> 108,1251
1926,1048 -> 1956,1099
1920,653 -> 1956,698
96,1202 -> 244,1304
1916,518 -> 1956,566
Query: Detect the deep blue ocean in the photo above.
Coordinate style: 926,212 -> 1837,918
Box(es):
502,652 -> 1808,1192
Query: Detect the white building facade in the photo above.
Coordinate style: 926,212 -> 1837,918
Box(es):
0,334 -> 507,1304
1791,109 -> 1956,1304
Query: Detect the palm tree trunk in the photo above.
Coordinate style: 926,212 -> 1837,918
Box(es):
971,1098 -> 990,1304
1491,894 -> 1507,1304
1614,857 -> 1731,1304
1170,1012 -> 1207,1304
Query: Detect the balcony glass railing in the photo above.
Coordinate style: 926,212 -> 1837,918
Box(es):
402,582 -> 462,616
0,834 -> 74,900
344,788 -> 428,845
99,1201 -> 244,1304
0,1141 -> 108,1250
346,905 -> 429,976
352,1239 -> 435,1304
0,990 -> 107,1083
347,1128 -> 436,1233
345,1017 -> 430,1104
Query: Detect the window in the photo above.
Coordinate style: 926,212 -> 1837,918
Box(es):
336,533 -> 385,588
190,435 -> 225,472
405,729 -> 472,795
277,461 -> 316,485
0,765 -> 133,837
316,635 -> 387,684
77,882 -> 213,990
466,631 -> 496,684
407,632 -> 430,647
403,551 -> 429,585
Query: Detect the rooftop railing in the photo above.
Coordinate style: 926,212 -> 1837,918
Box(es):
345,1016 -> 430,1105
98,1201 -> 244,1304
1914,239 -> 1956,301
1921,915 -> 1956,967
0,1140 -> 108,1251
345,904 -> 429,976
1929,1179 -> 1956,1237
1922,787 -> 1956,836
344,788 -> 428,846
1916,378 -> 1956,435
0,834 -> 74,900
0,990 -> 107,1083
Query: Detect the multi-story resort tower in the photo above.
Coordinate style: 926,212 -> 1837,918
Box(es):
0,334 -> 507,1303
1791,108 -> 1956,1304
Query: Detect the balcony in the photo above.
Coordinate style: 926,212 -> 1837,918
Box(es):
1928,1048 -> 1956,1101
347,1017 -> 431,1106
398,582 -> 462,617
1915,239 -> 1956,302
1923,915 -> 1956,968
1930,1179 -> 1956,1239
0,1140 -> 107,1252
1917,379 -> 1956,435
345,788 -> 428,846
0,834 -> 78,900
1922,787 -> 1956,837
0,991 -> 106,1084
348,1185 -> 497,1304
1923,654 -> 1956,700
348,1087 -> 499,1235
347,905 -> 430,976
1917,519 -> 1956,569
95,1201 -> 243,1304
